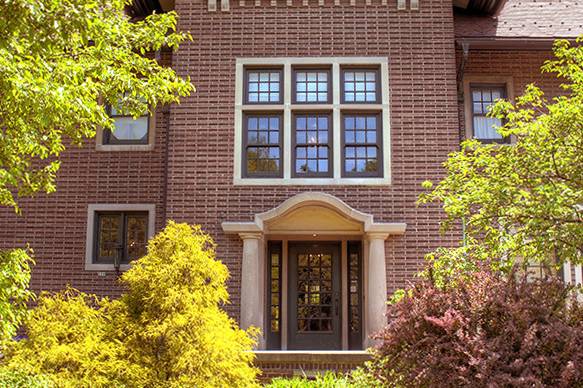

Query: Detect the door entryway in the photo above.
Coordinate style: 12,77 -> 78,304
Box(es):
288,242 -> 342,350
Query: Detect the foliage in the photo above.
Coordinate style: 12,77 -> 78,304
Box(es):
266,372 -> 371,388
2,222 -> 259,387
0,0 -> 194,211
3,289 -> 145,387
0,248 -> 34,346
419,38 -> 583,273
117,221 -> 260,387
0,368 -> 53,388
370,268 -> 583,387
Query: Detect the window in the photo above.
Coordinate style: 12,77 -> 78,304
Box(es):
342,113 -> 382,177
469,84 -> 509,144
245,69 -> 283,104
243,113 -> 283,177
293,68 -> 331,103
235,58 -> 390,185
341,68 -> 380,103
94,212 -> 148,264
104,104 -> 150,145
85,204 -> 155,271
292,113 -> 332,177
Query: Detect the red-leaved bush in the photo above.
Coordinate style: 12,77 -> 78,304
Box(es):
371,270 -> 583,387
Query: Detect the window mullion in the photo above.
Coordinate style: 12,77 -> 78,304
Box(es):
283,63 -> 292,179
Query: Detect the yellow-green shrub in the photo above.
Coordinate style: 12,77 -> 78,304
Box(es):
3,222 -> 259,387
117,222 -> 260,387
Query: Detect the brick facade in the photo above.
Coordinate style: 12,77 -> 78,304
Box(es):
0,0 -> 577,377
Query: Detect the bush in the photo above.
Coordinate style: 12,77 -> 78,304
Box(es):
265,370 -> 382,388
370,269 -> 583,387
2,222 -> 259,387
0,368 -> 53,388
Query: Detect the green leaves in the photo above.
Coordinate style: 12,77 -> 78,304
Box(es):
419,38 -> 583,274
0,0 -> 194,212
0,248 -> 35,346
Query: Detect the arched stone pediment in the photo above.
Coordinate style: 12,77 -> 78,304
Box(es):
222,192 -> 406,236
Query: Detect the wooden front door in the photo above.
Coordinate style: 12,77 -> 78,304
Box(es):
288,242 -> 342,350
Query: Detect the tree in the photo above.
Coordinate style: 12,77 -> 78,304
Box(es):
419,38 -> 583,275
0,249 -> 35,345
0,0 -> 194,212
370,269 -> 583,387
2,223 -> 259,387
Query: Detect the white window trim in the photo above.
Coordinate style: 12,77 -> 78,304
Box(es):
234,57 -> 391,186
85,204 -> 156,271
95,110 -> 156,152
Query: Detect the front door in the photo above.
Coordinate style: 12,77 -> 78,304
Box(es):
288,242 -> 342,350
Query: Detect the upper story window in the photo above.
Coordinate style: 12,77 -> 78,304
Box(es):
234,58 -> 390,185
463,76 -> 514,146
293,69 -> 331,103
341,68 -> 380,103
104,104 -> 150,145
245,69 -> 283,104
469,84 -> 509,144
243,113 -> 283,177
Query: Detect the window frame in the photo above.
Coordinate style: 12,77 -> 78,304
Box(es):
341,111 -> 383,178
102,105 -> 151,146
242,111 -> 284,178
291,111 -> 334,178
468,83 -> 510,144
93,211 -> 149,265
463,75 -> 514,145
291,67 -> 333,105
340,66 -> 382,105
85,204 -> 155,271
244,67 -> 284,105
234,57 -> 391,186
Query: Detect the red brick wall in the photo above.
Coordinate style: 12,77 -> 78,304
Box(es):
166,0 -> 460,318
0,2 -> 565,326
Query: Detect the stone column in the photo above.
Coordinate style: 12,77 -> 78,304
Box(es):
239,232 -> 266,349
364,232 -> 389,348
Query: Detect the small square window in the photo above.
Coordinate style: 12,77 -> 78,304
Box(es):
293,69 -> 331,104
245,69 -> 283,104
470,84 -> 509,144
94,211 -> 148,265
342,113 -> 382,177
104,103 -> 150,145
342,68 -> 380,103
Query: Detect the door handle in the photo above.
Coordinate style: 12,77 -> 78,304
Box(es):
334,294 -> 340,316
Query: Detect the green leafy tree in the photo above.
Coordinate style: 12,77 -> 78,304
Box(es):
419,38 -> 583,277
2,223 -> 259,387
0,0 -> 194,211
0,249 -> 35,345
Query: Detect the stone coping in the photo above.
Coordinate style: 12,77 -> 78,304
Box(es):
254,350 -> 371,364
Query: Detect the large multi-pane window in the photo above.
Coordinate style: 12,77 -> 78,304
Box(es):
293,113 -> 332,177
94,211 -> 148,265
470,84 -> 509,144
243,113 -> 283,177
237,58 -> 389,183
342,114 -> 382,177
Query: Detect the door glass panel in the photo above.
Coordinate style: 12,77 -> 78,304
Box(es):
296,253 -> 333,333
